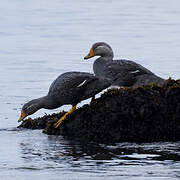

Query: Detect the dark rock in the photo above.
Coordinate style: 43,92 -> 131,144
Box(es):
18,78 -> 180,143
17,112 -> 66,129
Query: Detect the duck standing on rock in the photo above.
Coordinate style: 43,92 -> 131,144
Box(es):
18,71 -> 111,128
84,42 -> 164,87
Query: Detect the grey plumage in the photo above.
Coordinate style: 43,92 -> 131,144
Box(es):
20,71 -> 111,118
85,42 -> 164,87
48,71 -> 110,106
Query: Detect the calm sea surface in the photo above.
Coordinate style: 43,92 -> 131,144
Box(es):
0,0 -> 179,179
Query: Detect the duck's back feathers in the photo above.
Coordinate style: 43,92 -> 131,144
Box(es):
94,59 -> 155,86
110,60 -> 165,86
48,71 -> 110,106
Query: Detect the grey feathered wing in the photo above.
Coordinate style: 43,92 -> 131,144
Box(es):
105,60 -> 154,86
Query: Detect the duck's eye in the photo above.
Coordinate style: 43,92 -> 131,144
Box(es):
23,106 -> 28,111
23,104 -> 34,112
27,104 -> 34,110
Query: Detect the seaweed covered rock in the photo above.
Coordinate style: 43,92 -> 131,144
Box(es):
18,79 -> 180,143
18,112 -> 66,129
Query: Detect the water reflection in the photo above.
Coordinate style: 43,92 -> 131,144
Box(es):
0,129 -> 179,178
18,130 -> 180,176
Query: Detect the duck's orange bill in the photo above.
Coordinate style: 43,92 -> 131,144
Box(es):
84,48 -> 95,59
18,110 -> 27,122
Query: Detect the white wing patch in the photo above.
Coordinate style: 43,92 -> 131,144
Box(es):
130,70 -> 140,74
77,80 -> 87,88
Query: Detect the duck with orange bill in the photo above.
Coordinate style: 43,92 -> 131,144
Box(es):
84,42 -> 164,87
18,71 -> 111,128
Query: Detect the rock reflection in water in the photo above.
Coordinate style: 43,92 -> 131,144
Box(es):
17,130 -> 180,179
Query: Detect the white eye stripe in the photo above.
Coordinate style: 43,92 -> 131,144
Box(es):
77,80 -> 87,87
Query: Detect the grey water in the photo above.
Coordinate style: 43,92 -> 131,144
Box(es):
0,0 -> 180,179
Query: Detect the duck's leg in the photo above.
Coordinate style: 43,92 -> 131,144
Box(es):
54,105 -> 76,128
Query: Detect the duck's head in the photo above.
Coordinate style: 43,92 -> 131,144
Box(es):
18,99 -> 41,122
84,42 -> 114,60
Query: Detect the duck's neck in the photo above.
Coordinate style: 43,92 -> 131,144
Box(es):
32,95 -> 59,110
93,56 -> 113,77
101,49 -> 114,59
